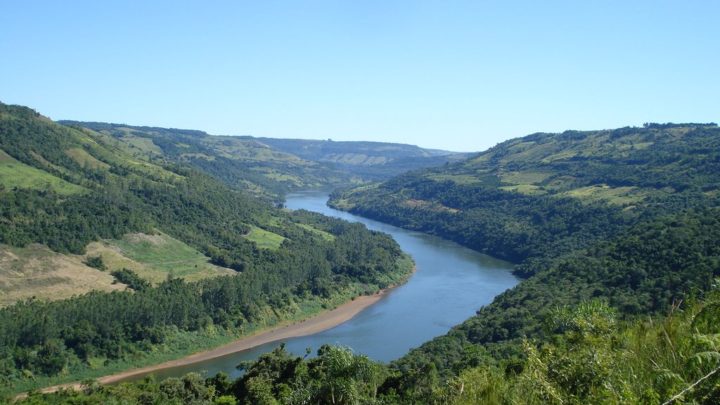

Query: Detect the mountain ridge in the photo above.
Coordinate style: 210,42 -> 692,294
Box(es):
330,122 -> 720,383
59,120 -> 465,198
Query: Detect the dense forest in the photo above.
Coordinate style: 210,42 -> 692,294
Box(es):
0,103 -> 412,393
330,124 -> 720,391
14,284 -> 720,404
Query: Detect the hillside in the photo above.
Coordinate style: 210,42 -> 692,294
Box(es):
57,121 -> 354,200
17,284 -> 720,403
330,124 -> 720,380
256,137 -> 468,180
332,124 -> 720,271
0,103 -> 413,392
60,121 -> 463,199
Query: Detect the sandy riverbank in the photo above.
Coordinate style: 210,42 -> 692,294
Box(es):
21,287 -> 396,398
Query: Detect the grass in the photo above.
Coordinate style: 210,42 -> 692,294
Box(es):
65,148 -> 110,170
116,131 -> 163,155
427,174 -> 482,185
499,184 -> 547,195
561,184 -> 645,206
244,226 -> 286,250
261,170 -> 303,183
0,244 -> 123,307
500,170 -> 553,185
0,149 -> 85,195
540,150 -> 579,163
296,223 -> 335,242
402,199 -> 460,213
89,233 -> 235,284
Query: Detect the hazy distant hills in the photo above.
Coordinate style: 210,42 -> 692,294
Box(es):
255,137 -> 469,180
60,121 -> 465,198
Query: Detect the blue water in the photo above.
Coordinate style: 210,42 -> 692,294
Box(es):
128,190 -> 517,380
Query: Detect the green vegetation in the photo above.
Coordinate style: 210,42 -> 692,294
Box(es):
60,122 -> 463,200
102,232 -> 234,282
0,150 -> 84,195
15,285 -> 719,404
57,122 -> 356,200
296,223 -> 335,242
330,123 -> 720,391
4,102 -> 719,403
243,226 -> 286,250
110,268 -> 150,291
82,256 -> 106,271
0,102 -> 412,393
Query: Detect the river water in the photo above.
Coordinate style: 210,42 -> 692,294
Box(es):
140,190 -> 517,380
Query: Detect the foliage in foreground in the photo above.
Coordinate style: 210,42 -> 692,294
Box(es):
330,123 -> 720,380
12,287 -> 719,404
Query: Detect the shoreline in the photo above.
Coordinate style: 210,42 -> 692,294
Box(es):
19,268 -> 415,398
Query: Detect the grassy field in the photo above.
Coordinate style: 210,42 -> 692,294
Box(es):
561,184 -> 645,206
499,170 -> 553,185
0,244 -> 123,307
0,231 -> 238,307
65,148 -> 110,170
0,149 -> 84,195
243,226 -> 286,250
296,223 -> 335,242
427,173 -> 482,185
498,184 -> 547,195
88,233 -> 236,284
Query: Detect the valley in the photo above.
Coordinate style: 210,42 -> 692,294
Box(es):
4,3 -> 718,402
1,106 -> 718,403
112,190 -> 516,382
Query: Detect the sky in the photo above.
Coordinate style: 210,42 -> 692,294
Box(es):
1,1 -> 718,152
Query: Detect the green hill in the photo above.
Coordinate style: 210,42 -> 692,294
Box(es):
330,124 -> 720,381
0,103 -> 412,392
59,121 -> 464,200
332,123 -> 720,270
58,121 -> 355,200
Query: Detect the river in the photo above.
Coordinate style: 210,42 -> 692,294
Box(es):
140,190 -> 518,380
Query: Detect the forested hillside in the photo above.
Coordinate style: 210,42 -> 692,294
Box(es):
0,103 -> 413,393
59,121 -> 353,199
330,124 -> 720,383
15,284 -> 720,404
60,122 -> 463,199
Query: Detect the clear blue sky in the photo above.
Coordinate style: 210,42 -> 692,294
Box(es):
1,1 -> 718,152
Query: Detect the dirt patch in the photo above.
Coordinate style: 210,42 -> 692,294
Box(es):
0,244 -> 124,307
